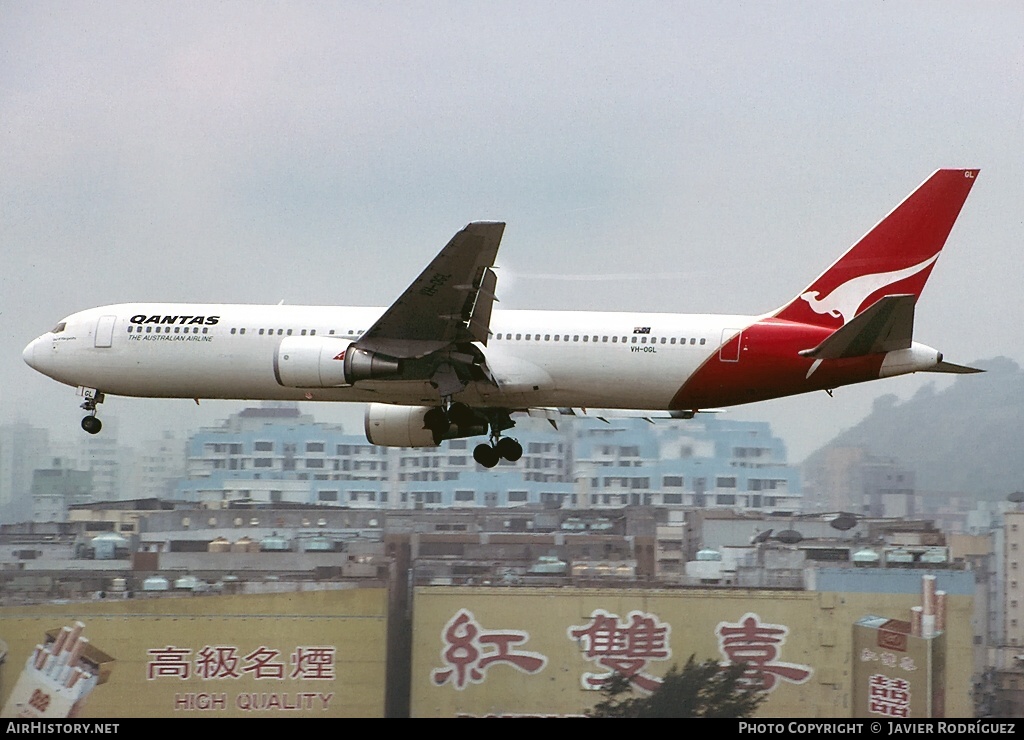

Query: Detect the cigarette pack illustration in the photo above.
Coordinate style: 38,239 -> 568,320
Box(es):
1,621 -> 115,719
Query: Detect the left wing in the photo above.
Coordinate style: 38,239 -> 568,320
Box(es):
527,407 -> 724,427
355,222 -> 505,359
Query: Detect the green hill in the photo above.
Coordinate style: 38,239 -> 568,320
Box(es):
802,357 -> 1024,499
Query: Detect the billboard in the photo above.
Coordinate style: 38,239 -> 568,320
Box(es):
852,616 -> 945,718
410,586 -> 972,717
0,589 -> 387,718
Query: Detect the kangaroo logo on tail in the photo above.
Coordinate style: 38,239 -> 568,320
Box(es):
774,169 -> 978,328
799,253 -> 939,325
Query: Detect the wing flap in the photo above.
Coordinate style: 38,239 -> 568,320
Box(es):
527,407 -> 723,422
466,267 -> 498,344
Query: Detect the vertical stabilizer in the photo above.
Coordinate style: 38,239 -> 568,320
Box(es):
773,169 -> 979,328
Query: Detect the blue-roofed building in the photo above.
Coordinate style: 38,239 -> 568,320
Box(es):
573,416 -> 800,511
176,405 -> 799,512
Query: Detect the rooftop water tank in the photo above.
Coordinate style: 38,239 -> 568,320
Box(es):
696,548 -> 722,562
304,536 -> 334,552
142,576 -> 170,591
231,537 -> 258,553
260,533 -> 291,552
91,532 -> 130,560
852,548 -> 880,565
174,575 -> 208,591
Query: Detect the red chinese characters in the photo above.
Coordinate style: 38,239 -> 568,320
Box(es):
147,647 -> 194,680
290,647 -> 337,681
431,609 -> 547,690
195,646 -> 241,680
715,613 -> 813,691
868,674 -> 911,717
568,609 -> 671,692
145,645 -> 335,681
242,647 -> 285,680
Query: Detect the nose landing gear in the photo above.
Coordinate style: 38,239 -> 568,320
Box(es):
79,388 -> 105,435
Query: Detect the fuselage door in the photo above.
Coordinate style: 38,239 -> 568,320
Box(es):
95,315 -> 117,348
719,328 -> 742,363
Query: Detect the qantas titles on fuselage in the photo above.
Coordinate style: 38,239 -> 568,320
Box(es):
130,314 -> 221,325
23,169 -> 982,467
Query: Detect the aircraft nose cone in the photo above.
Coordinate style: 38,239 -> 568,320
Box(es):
23,338 -> 39,371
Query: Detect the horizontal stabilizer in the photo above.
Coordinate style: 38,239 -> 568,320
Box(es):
798,294 -> 915,360
924,361 -> 985,374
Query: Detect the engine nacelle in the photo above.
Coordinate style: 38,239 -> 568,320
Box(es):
274,337 -> 400,388
364,403 -> 487,448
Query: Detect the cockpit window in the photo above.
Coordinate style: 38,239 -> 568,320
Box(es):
51,322 -> 66,334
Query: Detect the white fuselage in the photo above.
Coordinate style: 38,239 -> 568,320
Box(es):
23,303 -> 756,411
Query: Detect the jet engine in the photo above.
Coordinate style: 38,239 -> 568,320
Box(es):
274,337 -> 401,388
364,403 -> 487,447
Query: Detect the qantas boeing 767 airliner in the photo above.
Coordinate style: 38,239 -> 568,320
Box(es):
23,169 -> 982,467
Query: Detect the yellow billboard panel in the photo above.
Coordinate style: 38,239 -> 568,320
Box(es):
0,589 -> 387,718
411,587 -> 973,718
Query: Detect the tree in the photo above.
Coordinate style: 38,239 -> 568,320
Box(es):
586,655 -> 766,718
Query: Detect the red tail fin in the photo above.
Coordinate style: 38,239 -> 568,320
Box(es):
774,169 -> 979,327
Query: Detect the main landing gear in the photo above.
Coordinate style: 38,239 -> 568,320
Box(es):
425,398 -> 522,469
79,388 -> 105,435
473,436 -> 523,469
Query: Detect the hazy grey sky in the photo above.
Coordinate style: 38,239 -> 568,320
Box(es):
2,2 -> 1022,460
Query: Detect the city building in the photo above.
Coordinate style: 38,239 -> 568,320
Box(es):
30,458 -> 92,523
174,405 -> 799,513
802,446 -> 915,517
0,422 -> 50,523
